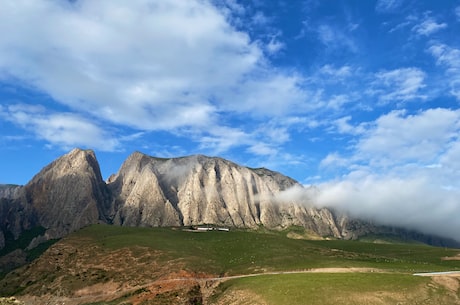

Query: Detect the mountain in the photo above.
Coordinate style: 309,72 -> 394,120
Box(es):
0,148 -> 458,258
107,152 -> 342,236
0,149 -> 110,243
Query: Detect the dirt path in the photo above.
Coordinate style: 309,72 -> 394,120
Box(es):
413,271 -> 460,277
155,267 -> 384,283
16,268 -> 391,305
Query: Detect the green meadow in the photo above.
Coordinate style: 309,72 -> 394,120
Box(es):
2,224 -> 459,304
73,224 -> 460,274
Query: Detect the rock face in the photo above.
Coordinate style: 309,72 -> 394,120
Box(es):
0,148 -> 458,251
107,153 -> 343,236
23,149 -> 111,239
0,149 -> 111,245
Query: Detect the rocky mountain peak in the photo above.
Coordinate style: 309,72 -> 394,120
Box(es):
30,148 -> 100,181
22,148 -> 110,239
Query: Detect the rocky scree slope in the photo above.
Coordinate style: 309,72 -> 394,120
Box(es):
0,148 -> 458,255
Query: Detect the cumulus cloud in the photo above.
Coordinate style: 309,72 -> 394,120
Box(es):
0,0 -> 305,136
372,68 -> 426,103
412,17 -> 447,36
319,65 -> 353,79
247,143 -> 279,157
198,126 -> 252,154
356,108 -> 459,167
333,116 -> 366,135
0,104 -> 120,151
265,37 -> 284,55
313,108 -> 460,241
320,152 -> 350,169
197,121 -> 292,158
428,43 -> 460,100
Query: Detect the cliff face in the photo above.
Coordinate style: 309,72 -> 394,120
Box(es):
107,153 -> 343,237
0,149 -> 111,244
25,149 -> 111,239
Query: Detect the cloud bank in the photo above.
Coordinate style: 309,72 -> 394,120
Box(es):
275,108 -> 460,241
310,108 -> 460,241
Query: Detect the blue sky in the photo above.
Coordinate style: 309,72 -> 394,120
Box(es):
1,1 -> 460,239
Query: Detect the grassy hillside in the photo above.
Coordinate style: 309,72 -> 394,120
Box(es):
69,224 -> 460,273
0,224 -> 459,304
211,273 -> 456,305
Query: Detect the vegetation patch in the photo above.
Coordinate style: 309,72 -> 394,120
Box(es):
0,227 -> 47,257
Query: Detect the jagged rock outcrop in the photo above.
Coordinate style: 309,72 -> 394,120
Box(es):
22,149 -> 111,238
0,149 -> 111,247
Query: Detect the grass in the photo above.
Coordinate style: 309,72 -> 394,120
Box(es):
72,224 -> 460,274
0,227 -> 47,257
309,239 -> 460,272
0,226 -> 58,280
212,273 -> 442,305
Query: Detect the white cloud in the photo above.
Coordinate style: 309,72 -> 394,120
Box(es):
225,72 -> 308,116
325,94 -> 353,110
223,0 -> 246,15
197,126 -> 252,154
333,116 -> 366,135
314,176 -> 460,241
0,0 -> 306,134
428,43 -> 460,100
372,68 -> 426,103
375,0 -> 402,13
412,17 -> 447,36
319,152 -> 350,169
265,37 -> 284,55
252,11 -> 270,25
247,143 -> 278,156
1,104 -> 120,151
315,108 -> 460,241
456,6 -> 460,21
356,108 -> 459,167
317,24 -> 357,53
319,65 -> 353,79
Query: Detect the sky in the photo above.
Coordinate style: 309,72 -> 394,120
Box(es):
1,0 -> 460,240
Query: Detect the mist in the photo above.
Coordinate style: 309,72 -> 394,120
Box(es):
275,177 -> 460,242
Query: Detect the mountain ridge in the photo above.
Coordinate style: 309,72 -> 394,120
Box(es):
0,148 -> 459,259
